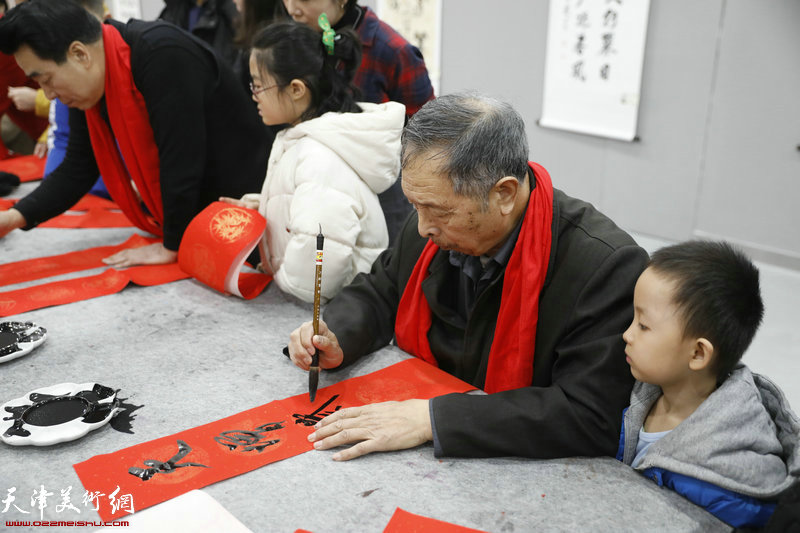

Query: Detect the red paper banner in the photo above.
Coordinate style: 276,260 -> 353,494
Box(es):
74,358 -> 476,522
0,234 -> 156,287
0,195 -> 133,229
0,203 -> 271,316
383,508 -> 489,533
0,264 -> 189,317
178,202 -> 271,299
0,154 -> 46,182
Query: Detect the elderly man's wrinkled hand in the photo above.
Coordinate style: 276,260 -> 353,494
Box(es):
307,399 -> 433,461
287,319 -> 343,371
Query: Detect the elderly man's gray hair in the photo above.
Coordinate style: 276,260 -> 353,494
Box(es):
401,92 -> 529,206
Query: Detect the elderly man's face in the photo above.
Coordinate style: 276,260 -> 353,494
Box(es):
402,154 -> 511,257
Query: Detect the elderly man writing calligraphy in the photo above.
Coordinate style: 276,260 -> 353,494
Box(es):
288,93 -> 649,460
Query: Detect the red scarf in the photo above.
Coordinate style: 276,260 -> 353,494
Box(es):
394,162 -> 554,393
85,24 -> 162,236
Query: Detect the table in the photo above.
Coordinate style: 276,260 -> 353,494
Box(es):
0,183 -> 730,532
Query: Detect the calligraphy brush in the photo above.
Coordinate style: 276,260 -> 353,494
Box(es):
309,224 -> 324,402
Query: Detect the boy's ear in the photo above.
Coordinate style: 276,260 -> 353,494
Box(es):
688,337 -> 715,371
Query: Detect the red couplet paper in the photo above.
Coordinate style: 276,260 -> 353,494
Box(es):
0,234 -> 189,317
178,201 -> 271,300
74,358 -> 476,522
0,154 -> 46,182
0,264 -> 189,317
40,194 -> 133,229
383,508 -> 489,533
0,234 -> 156,287
0,195 -> 134,229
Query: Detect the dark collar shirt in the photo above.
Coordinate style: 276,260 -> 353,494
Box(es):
447,211 -> 525,320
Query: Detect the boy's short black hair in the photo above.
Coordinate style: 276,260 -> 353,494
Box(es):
649,240 -> 764,382
0,0 -> 102,64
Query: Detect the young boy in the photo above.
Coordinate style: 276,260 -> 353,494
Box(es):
617,240 -> 800,528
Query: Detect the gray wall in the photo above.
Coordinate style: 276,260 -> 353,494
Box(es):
140,0 -> 163,20
136,0 -> 800,267
440,0 -> 800,268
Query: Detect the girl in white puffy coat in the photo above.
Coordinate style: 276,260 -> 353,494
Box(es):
221,18 -> 404,303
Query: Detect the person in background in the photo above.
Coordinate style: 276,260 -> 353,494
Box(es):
0,0 -> 268,265
230,0 -> 284,90
287,93 -> 649,462
221,19 -> 404,302
283,0 -> 434,117
282,0 -> 434,242
158,0 -> 239,66
282,0 -> 432,119
0,0 -> 47,160
617,240 -> 800,529
6,83 -> 48,158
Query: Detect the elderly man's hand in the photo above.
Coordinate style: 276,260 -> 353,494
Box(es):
0,208 -> 26,238
102,242 -> 177,268
287,319 -> 343,371
308,399 -> 433,461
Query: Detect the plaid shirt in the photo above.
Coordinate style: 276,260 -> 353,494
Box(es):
352,7 -> 435,118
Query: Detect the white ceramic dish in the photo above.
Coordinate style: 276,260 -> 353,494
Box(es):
0,321 -> 47,363
1,382 -> 122,446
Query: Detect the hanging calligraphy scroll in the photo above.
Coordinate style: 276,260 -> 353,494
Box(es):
74,358 -> 475,522
540,0 -> 651,141
376,0 -> 442,94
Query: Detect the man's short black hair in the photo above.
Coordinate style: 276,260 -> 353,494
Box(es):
0,0 -> 102,64
649,240 -> 764,382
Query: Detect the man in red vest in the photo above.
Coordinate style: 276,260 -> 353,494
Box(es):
287,93 -> 649,461
0,0 -> 268,265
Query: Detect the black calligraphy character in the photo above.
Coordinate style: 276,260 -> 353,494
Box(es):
128,440 -> 209,481
215,421 -> 285,453
600,64 -> 611,80
603,9 -> 618,28
574,34 -> 586,55
576,11 -> 590,28
572,60 -> 586,82
292,395 -> 342,426
600,33 -> 616,55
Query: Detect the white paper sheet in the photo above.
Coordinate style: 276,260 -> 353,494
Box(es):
95,490 -> 254,533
